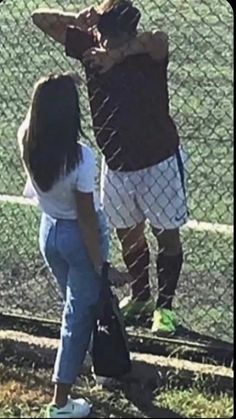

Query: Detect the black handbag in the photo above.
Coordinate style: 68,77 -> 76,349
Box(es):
92,263 -> 132,378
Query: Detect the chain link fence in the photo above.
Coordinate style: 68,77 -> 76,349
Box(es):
0,0 -> 233,342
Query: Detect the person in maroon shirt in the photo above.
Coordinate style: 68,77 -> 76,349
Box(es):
32,0 -> 188,335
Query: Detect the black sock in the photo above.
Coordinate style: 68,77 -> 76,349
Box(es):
123,244 -> 151,302
156,251 -> 183,310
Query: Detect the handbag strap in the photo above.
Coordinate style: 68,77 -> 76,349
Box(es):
97,262 -> 112,317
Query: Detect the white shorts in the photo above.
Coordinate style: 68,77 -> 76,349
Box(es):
100,148 -> 188,230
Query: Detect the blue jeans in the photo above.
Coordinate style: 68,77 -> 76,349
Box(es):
39,210 -> 109,384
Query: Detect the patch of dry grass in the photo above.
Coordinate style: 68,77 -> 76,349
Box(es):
0,363 -> 233,418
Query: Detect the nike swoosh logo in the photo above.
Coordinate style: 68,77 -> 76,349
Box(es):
175,215 -> 186,222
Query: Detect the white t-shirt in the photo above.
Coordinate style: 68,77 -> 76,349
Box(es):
23,143 -> 100,219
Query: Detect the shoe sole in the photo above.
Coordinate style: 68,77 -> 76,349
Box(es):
151,328 -> 176,336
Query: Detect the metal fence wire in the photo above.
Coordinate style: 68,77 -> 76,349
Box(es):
0,0 -> 233,343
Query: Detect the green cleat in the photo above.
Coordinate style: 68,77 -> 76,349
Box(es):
152,308 -> 177,335
120,296 -> 155,321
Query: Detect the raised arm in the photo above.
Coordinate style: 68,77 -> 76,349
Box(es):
31,7 -> 99,44
83,31 -> 169,73
110,31 -> 168,61
141,31 -> 168,59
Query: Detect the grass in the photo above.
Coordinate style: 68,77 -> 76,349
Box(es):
0,0 -> 233,223
155,389 -> 234,419
0,364 -> 234,418
0,201 -> 233,341
0,1 -> 234,340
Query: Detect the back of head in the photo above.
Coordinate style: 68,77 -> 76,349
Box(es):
97,0 -> 141,38
24,74 -> 83,192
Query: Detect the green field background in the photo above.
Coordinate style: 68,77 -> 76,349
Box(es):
0,0 -> 233,341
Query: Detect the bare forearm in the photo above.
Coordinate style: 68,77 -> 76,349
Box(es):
32,9 -> 78,44
108,33 -> 150,62
123,33 -> 151,56
32,6 -> 99,45
110,32 -> 168,63
78,211 -> 103,274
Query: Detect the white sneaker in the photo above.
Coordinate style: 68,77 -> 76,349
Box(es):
45,398 -> 91,418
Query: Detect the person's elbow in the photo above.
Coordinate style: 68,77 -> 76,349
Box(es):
31,9 -> 53,35
77,205 -> 94,223
149,31 -> 169,60
31,9 -> 64,43
31,10 -> 45,29
152,31 -> 168,43
76,192 -> 96,221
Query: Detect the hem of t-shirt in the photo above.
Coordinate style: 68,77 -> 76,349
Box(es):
76,188 -> 95,193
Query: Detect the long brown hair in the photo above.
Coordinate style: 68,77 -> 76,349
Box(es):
23,75 -> 83,192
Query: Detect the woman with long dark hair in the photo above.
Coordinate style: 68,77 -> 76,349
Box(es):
18,74 -> 127,419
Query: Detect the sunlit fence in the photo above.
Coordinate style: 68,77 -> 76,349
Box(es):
0,0 -> 233,342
